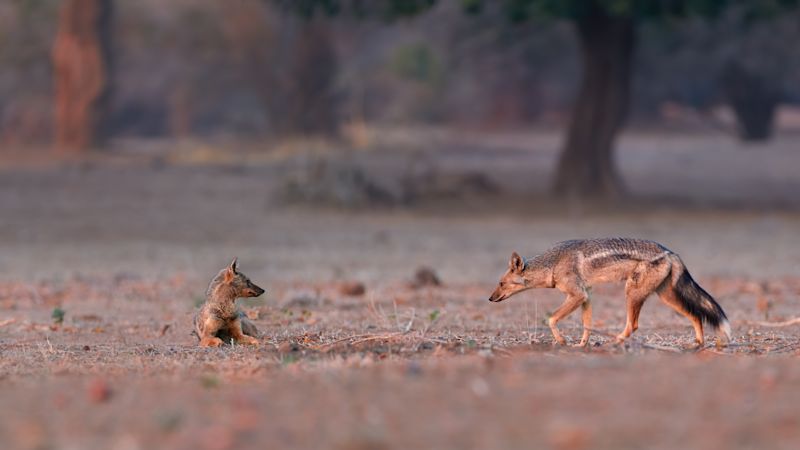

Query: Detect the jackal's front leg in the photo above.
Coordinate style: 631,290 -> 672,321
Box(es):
576,299 -> 592,347
548,289 -> 588,346
617,260 -> 671,343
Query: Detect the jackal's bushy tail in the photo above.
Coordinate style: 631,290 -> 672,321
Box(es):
665,255 -> 732,342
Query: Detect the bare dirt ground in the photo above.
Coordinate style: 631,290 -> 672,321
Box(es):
1,130 -> 800,450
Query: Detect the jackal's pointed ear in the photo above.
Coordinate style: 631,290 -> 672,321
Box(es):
229,257 -> 238,274
509,252 -> 525,273
224,257 -> 238,282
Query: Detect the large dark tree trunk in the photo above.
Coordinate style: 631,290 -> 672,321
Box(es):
721,61 -> 779,142
552,11 -> 635,199
52,0 -> 112,153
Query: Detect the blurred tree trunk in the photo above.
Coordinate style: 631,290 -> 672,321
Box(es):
225,2 -> 339,137
52,0 -> 112,153
552,12 -> 634,199
282,19 -> 339,136
721,62 -> 779,142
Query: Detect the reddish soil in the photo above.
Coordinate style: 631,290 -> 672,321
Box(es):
1,132 -> 799,449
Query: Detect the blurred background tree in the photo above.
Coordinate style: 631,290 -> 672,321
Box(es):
0,0 -> 798,196
273,0 -> 800,198
52,0 -> 112,152
226,1 -> 340,137
464,0 -> 799,198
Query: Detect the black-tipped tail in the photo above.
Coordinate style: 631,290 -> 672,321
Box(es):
672,267 -> 731,341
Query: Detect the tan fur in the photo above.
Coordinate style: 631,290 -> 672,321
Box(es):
489,238 -> 730,347
193,258 -> 265,347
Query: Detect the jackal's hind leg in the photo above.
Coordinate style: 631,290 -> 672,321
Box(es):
617,260 -> 671,343
239,314 -> 260,338
617,294 -> 648,343
658,287 -> 704,347
230,318 -> 259,346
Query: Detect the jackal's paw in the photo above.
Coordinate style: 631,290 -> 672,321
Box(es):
573,339 -> 589,348
614,334 -> 628,344
238,336 -> 260,346
552,336 -> 567,346
200,337 -> 224,348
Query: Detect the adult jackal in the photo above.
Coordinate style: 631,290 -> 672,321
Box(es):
489,238 -> 731,347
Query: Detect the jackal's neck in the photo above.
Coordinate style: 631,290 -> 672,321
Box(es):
206,276 -> 237,304
522,254 -> 555,288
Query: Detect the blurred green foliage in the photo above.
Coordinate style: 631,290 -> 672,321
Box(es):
272,0 -> 799,27
51,307 -> 65,324
389,43 -> 443,84
465,0 -> 799,22
272,0 -> 436,20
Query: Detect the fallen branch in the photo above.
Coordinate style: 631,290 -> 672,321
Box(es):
312,334 -> 374,351
349,332 -> 405,346
313,332 -> 407,351
741,317 -> 800,328
639,342 -> 685,353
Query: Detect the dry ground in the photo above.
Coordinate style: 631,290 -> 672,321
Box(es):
1,130 -> 799,449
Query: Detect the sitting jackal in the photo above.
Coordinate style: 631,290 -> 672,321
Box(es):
489,238 -> 731,347
193,258 -> 264,347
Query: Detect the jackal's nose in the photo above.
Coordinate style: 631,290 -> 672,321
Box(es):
488,291 -> 505,302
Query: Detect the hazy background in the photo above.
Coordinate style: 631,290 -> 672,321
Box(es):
2,3 -> 800,450
1,0 -> 798,284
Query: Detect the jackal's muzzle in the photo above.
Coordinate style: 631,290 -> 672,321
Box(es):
244,285 -> 265,297
488,291 -> 508,302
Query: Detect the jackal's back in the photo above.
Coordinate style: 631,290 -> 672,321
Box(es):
528,238 -> 669,269
556,238 -> 668,259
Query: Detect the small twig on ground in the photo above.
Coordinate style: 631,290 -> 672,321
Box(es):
586,327 -> 619,338
487,346 -> 513,357
413,311 -> 444,352
761,343 -> 800,355
366,295 -> 391,328
404,308 -> 416,333
701,348 -> 736,356
393,300 -> 401,331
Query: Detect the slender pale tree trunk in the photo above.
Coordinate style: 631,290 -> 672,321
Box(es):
553,11 -> 635,199
52,0 -> 112,152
